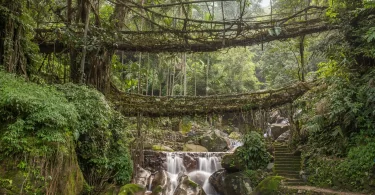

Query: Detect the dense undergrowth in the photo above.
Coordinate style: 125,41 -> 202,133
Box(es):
291,7 -> 375,192
0,72 -> 133,194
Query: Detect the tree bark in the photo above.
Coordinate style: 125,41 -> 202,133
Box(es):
80,2 -> 91,83
183,53 -> 187,96
0,0 -> 28,77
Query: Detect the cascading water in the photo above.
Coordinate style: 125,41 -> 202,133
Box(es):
198,153 -> 221,195
166,153 -> 186,194
228,139 -> 243,152
164,152 -> 226,195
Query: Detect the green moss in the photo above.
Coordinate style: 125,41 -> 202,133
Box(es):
181,121 -> 192,135
252,176 -> 284,195
152,144 -> 174,152
183,144 -> 208,152
152,185 -> 163,193
188,179 -> 198,188
118,184 -> 146,195
229,132 -> 241,140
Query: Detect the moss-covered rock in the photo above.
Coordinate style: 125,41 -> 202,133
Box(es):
221,153 -> 246,172
152,144 -> 174,152
174,174 -> 206,195
183,144 -> 208,152
209,170 -> 256,195
0,139 -> 84,195
229,132 -> 242,140
152,185 -> 163,194
150,170 -> 170,195
118,184 -> 146,195
199,130 -> 228,152
251,176 -> 284,195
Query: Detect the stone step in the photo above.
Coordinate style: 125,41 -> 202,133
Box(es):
274,162 -> 300,166
275,156 -> 300,159
274,149 -> 289,151
275,154 -> 300,158
275,170 -> 300,174
275,157 -> 301,161
274,152 -> 295,155
284,179 -> 306,186
275,164 -> 300,169
276,173 -> 300,179
275,166 -> 300,172
274,147 -> 289,149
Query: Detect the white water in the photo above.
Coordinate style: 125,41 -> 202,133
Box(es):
198,154 -> 221,195
166,153 -> 186,194
148,175 -> 154,191
228,139 -> 243,152
165,152 -> 223,195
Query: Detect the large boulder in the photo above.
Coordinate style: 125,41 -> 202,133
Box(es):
134,166 -> 151,187
173,174 -> 206,195
228,132 -> 242,140
187,171 -> 211,186
270,124 -> 289,140
151,170 -> 171,195
118,184 -> 146,195
0,142 -> 84,195
199,130 -> 228,152
209,170 -> 253,195
182,153 -> 198,172
152,144 -> 174,152
275,130 -> 290,143
221,153 -> 245,172
183,144 -> 208,152
251,176 -> 284,195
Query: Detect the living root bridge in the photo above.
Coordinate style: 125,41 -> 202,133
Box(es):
109,82 -> 315,117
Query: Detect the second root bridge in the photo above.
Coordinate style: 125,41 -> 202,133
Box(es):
109,82 -> 315,117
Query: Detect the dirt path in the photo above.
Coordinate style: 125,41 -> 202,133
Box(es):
284,186 -> 369,195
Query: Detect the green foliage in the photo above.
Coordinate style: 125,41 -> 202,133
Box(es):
56,83 -> 133,186
299,67 -> 375,156
0,71 -> 78,157
0,71 -> 133,193
244,169 -> 268,187
0,178 -> 12,190
236,131 -> 270,170
152,185 -> 163,193
306,140 -> 375,191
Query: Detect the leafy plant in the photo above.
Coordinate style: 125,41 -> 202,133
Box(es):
235,131 -> 270,170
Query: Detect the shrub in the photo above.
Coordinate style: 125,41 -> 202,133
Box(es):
56,83 -> 133,187
306,140 -> 375,191
236,131 -> 270,170
0,72 -> 78,157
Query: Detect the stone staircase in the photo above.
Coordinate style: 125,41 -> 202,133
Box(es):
274,143 -> 305,186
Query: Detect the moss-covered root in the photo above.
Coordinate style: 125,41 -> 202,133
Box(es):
118,184 -> 146,195
251,176 -> 284,195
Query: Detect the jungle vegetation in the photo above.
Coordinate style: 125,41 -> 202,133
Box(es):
1,0 -> 375,194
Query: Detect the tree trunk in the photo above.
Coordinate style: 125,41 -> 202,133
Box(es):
206,56 -> 210,96
0,0 -> 29,77
171,59 -> 175,96
299,35 -> 305,82
138,52 -> 142,94
79,5 -> 91,83
183,53 -> 187,96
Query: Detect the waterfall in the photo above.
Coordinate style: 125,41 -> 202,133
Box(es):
198,153 -> 221,195
163,152 -> 225,195
148,175 -> 154,191
228,139 -> 243,152
166,153 -> 186,194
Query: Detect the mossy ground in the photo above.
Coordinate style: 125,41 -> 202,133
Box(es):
251,176 -> 284,195
118,184 -> 146,195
